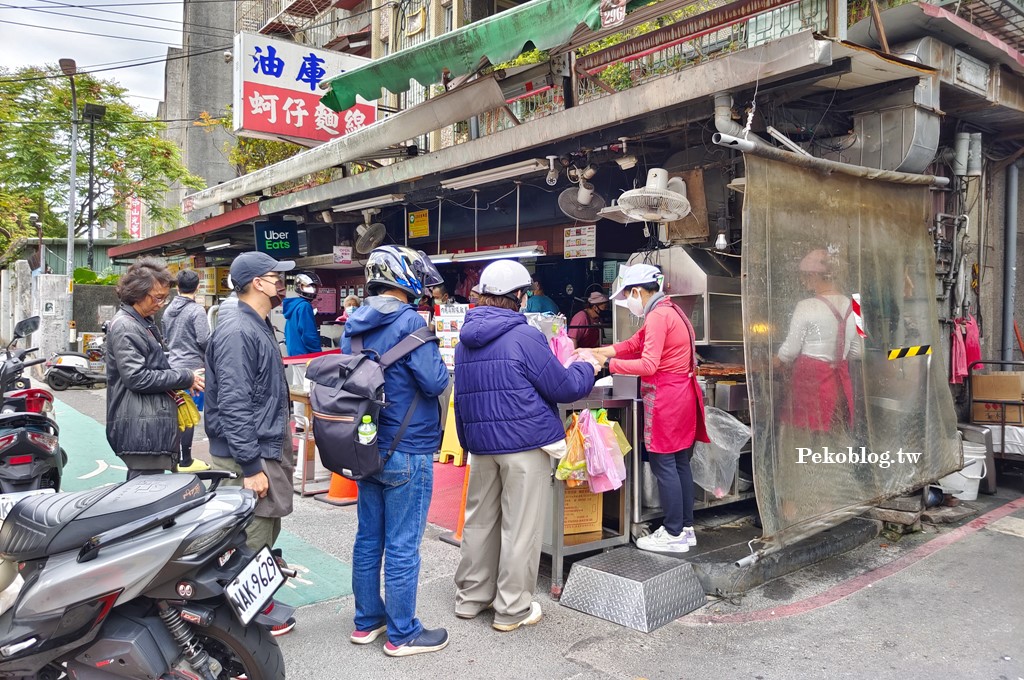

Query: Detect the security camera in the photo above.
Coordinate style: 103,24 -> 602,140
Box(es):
223,51 -> 233,63
545,155 -> 559,186
27,212 -> 39,224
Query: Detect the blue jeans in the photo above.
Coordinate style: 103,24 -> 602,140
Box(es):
352,450 -> 433,646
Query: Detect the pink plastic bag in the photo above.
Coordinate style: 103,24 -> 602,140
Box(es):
549,326 -> 575,366
578,410 -> 607,476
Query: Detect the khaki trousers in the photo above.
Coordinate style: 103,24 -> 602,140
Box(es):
454,449 -> 551,626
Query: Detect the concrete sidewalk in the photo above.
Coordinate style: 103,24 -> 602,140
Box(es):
49,387 -> 1024,679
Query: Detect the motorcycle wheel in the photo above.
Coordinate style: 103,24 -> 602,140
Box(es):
193,605 -> 285,680
46,372 -> 70,391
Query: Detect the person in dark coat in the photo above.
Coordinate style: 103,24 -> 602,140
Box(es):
161,268 -> 211,472
453,259 -> 597,632
105,257 -> 205,478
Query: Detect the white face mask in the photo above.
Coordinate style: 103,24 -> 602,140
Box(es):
345,306 -> 356,317
626,290 -> 645,317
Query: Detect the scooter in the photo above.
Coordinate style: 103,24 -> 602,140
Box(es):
43,327 -> 106,391
0,317 -> 64,497
0,471 -> 294,680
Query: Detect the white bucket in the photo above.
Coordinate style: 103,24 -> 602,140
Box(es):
937,443 -> 988,501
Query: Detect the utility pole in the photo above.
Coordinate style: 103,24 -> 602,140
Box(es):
59,58 -> 79,351
82,102 -> 106,272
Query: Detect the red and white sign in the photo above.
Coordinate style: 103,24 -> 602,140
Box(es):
128,196 -> 143,239
233,33 -> 376,145
333,245 -> 353,264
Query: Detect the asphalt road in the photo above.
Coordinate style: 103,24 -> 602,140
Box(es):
50,386 -> 1024,680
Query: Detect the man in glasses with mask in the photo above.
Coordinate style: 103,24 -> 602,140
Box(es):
204,251 -> 298,636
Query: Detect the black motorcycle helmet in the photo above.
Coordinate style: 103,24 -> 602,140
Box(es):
293,271 -> 322,301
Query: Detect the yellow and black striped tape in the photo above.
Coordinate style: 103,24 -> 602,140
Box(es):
888,345 -> 932,360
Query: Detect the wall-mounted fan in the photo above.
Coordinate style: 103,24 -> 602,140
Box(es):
355,209 -> 387,254
558,181 -> 607,223
615,168 -> 691,223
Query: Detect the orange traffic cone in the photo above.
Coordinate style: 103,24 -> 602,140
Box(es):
315,473 -> 358,507
440,461 -> 471,547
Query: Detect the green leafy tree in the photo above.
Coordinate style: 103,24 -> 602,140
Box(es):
0,65 -> 204,253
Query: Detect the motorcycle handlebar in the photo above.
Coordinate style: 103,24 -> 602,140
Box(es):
23,358 -> 46,368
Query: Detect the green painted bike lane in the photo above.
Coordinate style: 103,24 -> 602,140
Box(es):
53,399 -> 352,608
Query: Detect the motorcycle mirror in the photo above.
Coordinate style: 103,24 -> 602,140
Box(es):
10,316 -> 40,346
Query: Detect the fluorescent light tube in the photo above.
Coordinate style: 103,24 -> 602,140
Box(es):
453,245 -> 545,262
332,194 -> 406,213
440,160 -> 548,191
205,239 -> 233,251
429,253 -> 456,264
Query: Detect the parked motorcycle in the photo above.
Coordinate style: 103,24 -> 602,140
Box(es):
0,316 -> 64,496
0,471 -> 293,680
44,328 -> 106,391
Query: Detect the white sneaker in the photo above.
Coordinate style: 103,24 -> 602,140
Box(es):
492,601 -> 542,632
682,526 -> 697,547
636,526 -> 689,553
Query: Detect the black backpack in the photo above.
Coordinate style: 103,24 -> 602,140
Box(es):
305,327 -> 439,481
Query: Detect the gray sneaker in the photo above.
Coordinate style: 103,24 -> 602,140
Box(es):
636,526 -> 689,553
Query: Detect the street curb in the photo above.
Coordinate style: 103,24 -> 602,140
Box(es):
689,517 -> 882,596
687,495 -> 1024,624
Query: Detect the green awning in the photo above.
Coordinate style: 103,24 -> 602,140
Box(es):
321,0 -> 643,112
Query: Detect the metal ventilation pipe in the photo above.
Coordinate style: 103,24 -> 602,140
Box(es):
1003,160 -> 1021,361
713,93 -> 770,149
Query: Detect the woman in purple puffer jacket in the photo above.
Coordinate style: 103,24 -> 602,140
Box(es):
452,260 -> 597,632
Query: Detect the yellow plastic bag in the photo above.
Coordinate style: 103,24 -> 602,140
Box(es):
556,413 -> 588,484
594,409 -> 632,456
173,391 -> 201,431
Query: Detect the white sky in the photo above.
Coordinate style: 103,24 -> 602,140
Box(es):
0,0 -> 188,116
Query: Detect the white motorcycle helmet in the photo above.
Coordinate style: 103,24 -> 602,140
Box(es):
478,260 -> 532,299
293,271 -> 321,301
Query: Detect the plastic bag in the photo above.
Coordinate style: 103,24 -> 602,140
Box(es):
526,313 -> 566,342
172,390 -> 201,432
578,409 -> 607,476
556,413 -> 588,485
691,406 -> 751,498
549,326 -> 575,366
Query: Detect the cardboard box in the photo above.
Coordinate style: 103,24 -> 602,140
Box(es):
971,373 -> 1024,424
563,485 -> 603,535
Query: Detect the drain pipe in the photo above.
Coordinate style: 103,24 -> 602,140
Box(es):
1002,161 -> 1021,361
713,93 -> 770,149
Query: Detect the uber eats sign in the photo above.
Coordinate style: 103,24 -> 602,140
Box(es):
255,219 -> 299,257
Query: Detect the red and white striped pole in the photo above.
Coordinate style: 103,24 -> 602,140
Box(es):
852,293 -> 867,338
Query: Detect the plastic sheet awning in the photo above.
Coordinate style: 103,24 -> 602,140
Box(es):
320,0 -> 644,112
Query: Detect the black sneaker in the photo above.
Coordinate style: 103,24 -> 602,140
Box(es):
382,627 -> 449,657
269,616 -> 296,637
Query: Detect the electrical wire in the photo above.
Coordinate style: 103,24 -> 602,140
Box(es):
29,0 -> 235,35
0,44 -> 232,82
0,18 -> 186,44
2,5 -> 233,40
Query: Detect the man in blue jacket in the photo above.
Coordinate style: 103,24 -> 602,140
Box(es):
453,260 -> 597,632
342,245 -> 451,658
282,271 -> 322,355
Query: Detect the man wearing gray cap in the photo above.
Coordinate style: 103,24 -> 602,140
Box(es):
204,251 -> 298,635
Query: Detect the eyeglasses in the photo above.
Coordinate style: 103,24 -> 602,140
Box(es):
257,275 -> 282,285
147,292 -> 169,304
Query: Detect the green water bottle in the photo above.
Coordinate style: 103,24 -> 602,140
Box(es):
357,415 -> 377,445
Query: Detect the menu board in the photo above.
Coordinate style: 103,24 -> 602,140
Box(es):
564,225 -> 597,259
312,287 -> 337,314
434,303 -> 469,370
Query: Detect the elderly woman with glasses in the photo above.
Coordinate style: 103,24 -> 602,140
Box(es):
106,257 -> 205,479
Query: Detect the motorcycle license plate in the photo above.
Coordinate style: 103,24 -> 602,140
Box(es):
0,489 -> 54,521
225,546 -> 284,625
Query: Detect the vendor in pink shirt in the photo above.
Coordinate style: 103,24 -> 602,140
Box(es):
568,292 -> 608,348
588,264 -> 708,554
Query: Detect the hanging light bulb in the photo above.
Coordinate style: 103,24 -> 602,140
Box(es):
715,231 -> 728,251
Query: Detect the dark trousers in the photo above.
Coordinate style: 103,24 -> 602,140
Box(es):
649,447 -> 695,535
179,426 -> 195,465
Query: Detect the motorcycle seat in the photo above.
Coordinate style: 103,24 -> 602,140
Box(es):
0,474 -> 205,562
55,352 -> 91,360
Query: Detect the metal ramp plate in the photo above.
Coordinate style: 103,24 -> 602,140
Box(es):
559,547 -> 706,632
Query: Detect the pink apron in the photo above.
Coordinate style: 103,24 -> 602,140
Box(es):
640,300 -> 709,453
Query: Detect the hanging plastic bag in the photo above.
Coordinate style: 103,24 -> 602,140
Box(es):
964,315 -> 983,371
691,406 -> 750,498
578,409 -> 608,476
556,413 -> 588,485
171,390 -> 201,432
549,325 -> 575,366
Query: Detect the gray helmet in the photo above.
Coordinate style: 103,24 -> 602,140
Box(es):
294,271 -> 321,300
365,245 -> 443,297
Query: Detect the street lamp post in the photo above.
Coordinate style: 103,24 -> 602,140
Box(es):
82,102 -> 106,272
59,58 -> 79,351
